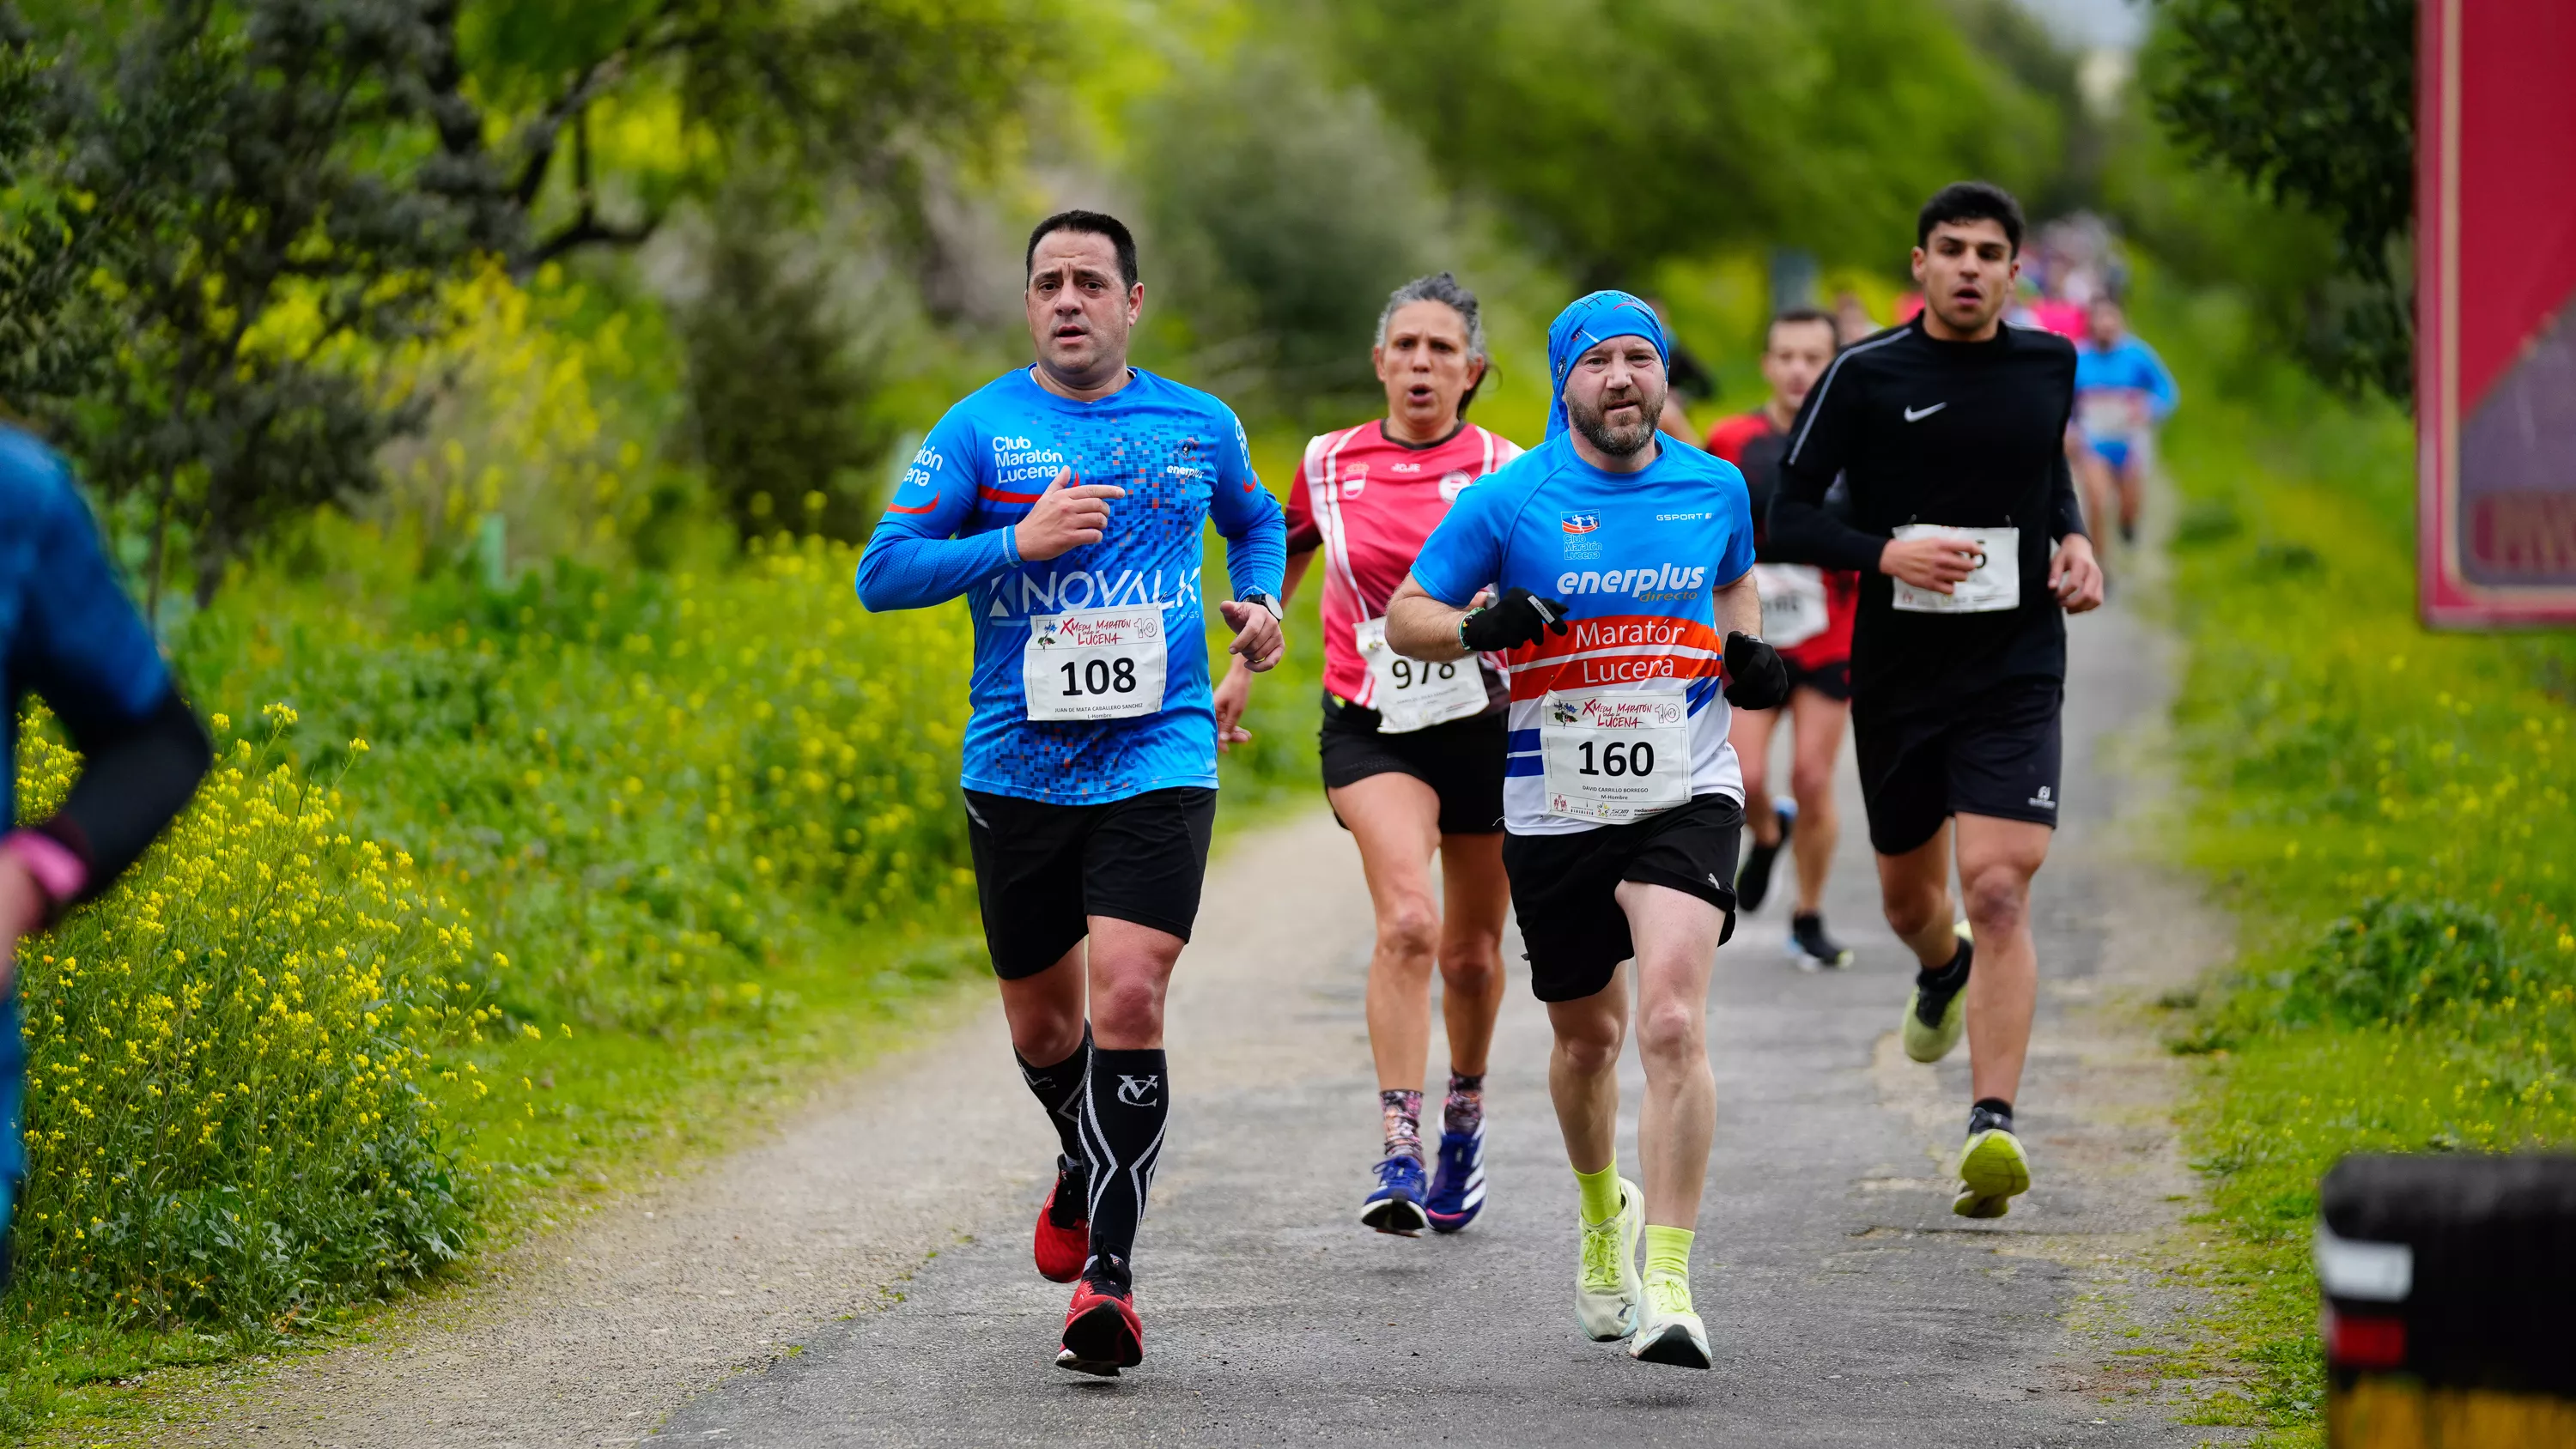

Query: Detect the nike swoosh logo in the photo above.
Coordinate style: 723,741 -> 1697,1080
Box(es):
1903,403 -> 1947,422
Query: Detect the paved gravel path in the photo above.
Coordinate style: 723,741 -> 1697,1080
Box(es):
154,584 -> 2227,1448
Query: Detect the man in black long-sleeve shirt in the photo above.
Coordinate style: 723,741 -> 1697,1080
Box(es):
1768,182 -> 2103,1221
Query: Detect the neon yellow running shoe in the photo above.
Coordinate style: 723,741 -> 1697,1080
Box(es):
1574,1177 -> 1643,1341
1628,1271 -> 1711,1368
1953,1125 -> 2032,1218
1901,920 -> 1974,1064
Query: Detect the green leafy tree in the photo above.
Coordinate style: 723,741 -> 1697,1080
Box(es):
21,0 -> 518,614
677,191 -> 897,544
1325,0 -> 2063,282
2147,0 -> 2415,400
1127,46 -> 1438,420
447,0 -> 1050,270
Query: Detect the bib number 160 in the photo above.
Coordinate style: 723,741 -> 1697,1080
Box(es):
1060,657 -> 1139,698
1575,739 -> 1656,778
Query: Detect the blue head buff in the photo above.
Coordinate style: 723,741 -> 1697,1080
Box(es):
1546,290 -> 1670,440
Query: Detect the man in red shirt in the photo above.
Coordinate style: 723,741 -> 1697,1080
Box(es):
1215,273 -> 1521,1237
1704,306 -> 1858,969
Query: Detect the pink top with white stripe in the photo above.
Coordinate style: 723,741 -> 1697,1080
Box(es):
1286,421 -> 1523,710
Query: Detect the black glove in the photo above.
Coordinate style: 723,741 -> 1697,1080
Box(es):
1722,631 -> 1790,711
1459,587 -> 1571,652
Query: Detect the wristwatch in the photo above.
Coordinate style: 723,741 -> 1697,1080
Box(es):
1238,591 -> 1285,622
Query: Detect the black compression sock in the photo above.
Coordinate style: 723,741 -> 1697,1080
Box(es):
1080,1047 -> 1169,1288
1016,1024 -> 1092,1167
1969,1097 -> 2014,1137
1916,933 -> 1972,993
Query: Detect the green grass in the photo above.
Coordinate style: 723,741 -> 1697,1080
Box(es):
2143,280 -> 2576,1445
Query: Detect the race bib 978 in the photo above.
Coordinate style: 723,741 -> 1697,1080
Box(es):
1356,616 -> 1485,734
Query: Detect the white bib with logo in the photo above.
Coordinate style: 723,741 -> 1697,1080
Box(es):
1890,524 -> 2021,615
1752,563 -> 1830,649
1539,686 -> 1692,823
2078,391 -> 2144,444
1023,603 -> 1170,721
1355,616 -> 1485,734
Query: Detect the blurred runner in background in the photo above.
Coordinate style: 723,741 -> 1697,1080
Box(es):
855,209 -> 1287,1377
1832,290 -> 1880,348
0,427 -> 212,1287
1704,307 -> 1859,970
1214,272 -> 1520,1238
2071,293 -> 2178,551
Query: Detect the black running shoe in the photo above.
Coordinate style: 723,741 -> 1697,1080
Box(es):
1735,800 -> 1795,912
1786,912 -> 1853,971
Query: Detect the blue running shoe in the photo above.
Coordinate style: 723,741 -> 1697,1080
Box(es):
1425,1125 -> 1487,1234
1361,1154 -> 1430,1236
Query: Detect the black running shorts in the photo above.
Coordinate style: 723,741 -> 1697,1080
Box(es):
962,785 -> 1218,979
1317,694 -> 1506,837
1852,676 -> 2063,857
1782,655 -> 1852,703
1501,794 -> 1743,1003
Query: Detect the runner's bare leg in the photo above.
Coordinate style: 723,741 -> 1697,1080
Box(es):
1952,813 -> 2050,1106
1617,882 -> 1728,1227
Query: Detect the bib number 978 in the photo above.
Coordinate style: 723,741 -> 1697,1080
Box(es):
1356,615 -> 1485,733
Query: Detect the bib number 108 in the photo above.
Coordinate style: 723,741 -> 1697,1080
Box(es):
1060,657 -> 1140,698
1575,739 -> 1656,778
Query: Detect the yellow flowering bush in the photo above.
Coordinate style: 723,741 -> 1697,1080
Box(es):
12,712 -> 489,1327
184,533 -> 977,1033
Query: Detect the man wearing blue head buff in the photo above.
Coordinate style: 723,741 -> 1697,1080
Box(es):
1387,291 -> 1790,1370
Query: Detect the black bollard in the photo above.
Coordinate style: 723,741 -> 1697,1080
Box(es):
2318,1153 -> 2576,1446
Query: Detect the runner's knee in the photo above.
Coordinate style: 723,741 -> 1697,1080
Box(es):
1881,882 -> 1947,938
1552,1009 -> 1622,1076
1090,976 -> 1166,1043
1375,897 -> 1440,967
1633,997 -> 1704,1065
1434,941 -> 1499,997
1789,758 -> 1834,805
1961,866 -> 2029,935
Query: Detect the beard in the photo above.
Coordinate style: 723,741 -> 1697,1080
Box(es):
1568,381 -> 1665,458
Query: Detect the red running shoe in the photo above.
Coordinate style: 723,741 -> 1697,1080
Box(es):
1033,1155 -> 1090,1283
1055,1275 -> 1143,1377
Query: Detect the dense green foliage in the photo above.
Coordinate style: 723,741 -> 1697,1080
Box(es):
2145,0 -> 2415,400
1327,0 -> 2064,280
2143,278 -> 2575,1440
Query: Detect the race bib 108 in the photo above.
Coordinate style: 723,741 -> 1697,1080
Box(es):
1023,603 -> 1170,721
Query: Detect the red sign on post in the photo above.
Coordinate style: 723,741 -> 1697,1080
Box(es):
2417,0 -> 2576,627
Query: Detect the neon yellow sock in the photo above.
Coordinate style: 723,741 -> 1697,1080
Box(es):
1643,1224 -> 1694,1281
1575,1161 -> 1622,1224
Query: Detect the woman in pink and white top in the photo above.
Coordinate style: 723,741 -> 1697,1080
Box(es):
1213,272 -> 1522,1237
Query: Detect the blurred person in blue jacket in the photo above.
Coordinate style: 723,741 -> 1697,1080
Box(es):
2069,294 -> 2178,551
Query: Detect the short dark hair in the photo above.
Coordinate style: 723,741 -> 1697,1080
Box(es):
1025,209 -> 1139,289
1916,181 -> 2026,254
1766,306 -> 1838,346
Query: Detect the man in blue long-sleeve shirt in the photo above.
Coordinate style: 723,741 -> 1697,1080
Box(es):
854,209 -> 1286,1378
